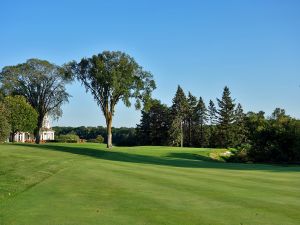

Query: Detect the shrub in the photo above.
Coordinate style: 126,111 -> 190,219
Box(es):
226,144 -> 251,163
95,135 -> 104,143
87,135 -> 104,143
56,134 -> 80,143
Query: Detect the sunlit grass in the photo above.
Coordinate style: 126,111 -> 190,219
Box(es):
1,143 -> 299,225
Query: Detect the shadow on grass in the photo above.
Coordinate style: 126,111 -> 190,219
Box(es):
16,143 -> 300,172
166,152 -> 218,162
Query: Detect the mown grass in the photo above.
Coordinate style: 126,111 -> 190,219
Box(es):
0,143 -> 299,225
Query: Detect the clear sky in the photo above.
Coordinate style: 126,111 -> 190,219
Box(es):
1,0 -> 299,127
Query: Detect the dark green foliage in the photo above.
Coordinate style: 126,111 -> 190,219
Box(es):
186,92 -> 198,146
112,127 -> 137,146
53,126 -> 137,146
88,135 -> 105,144
136,99 -> 171,146
0,59 -> 70,144
232,103 -> 248,146
208,100 -> 217,125
216,86 -> 236,148
208,100 -> 217,147
245,111 -> 267,141
0,88 -> 4,101
0,103 -> 10,142
169,86 -> 188,147
66,51 -> 155,148
226,144 -> 251,163
3,95 -> 38,141
246,109 -> 300,163
195,97 -> 208,147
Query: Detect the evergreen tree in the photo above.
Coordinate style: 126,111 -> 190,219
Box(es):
136,99 -> 171,146
233,103 -> 247,146
136,109 -> 151,145
208,100 -> 217,125
169,86 -> 188,147
195,97 -> 208,147
186,92 -> 198,146
208,100 -> 217,147
216,86 -> 236,148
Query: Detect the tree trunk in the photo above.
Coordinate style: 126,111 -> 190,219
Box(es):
10,132 -> 15,143
180,120 -> 183,148
200,124 -> 203,147
106,117 -> 113,148
189,119 -> 192,146
34,116 -> 43,144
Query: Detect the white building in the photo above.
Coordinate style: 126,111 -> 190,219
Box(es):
13,115 -> 55,142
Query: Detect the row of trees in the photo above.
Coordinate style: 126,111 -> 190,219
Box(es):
1,51 -> 299,163
242,109 -> 300,163
137,86 -> 246,148
0,59 -> 71,143
53,126 -> 136,146
0,52 -> 155,147
136,86 -> 300,163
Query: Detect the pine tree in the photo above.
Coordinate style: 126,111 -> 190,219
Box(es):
216,86 -> 236,148
233,103 -> 247,146
186,92 -> 198,146
136,99 -> 171,146
136,110 -> 151,145
208,100 -> 217,147
195,97 -> 208,147
169,86 -> 188,147
208,100 -> 217,125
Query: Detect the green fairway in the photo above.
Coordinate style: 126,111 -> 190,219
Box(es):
0,143 -> 299,225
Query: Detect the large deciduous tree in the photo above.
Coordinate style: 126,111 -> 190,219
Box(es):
3,96 -> 38,142
66,51 -> 156,148
0,59 -> 70,143
246,109 -> 300,163
0,103 -> 10,142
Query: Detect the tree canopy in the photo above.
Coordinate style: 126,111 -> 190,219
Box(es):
0,59 -> 70,143
216,86 -> 236,147
169,86 -> 188,147
136,99 -> 171,146
0,103 -> 10,142
66,51 -> 156,148
3,95 -> 38,141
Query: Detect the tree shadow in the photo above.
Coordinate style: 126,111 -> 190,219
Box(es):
16,143 -> 300,172
166,152 -> 218,162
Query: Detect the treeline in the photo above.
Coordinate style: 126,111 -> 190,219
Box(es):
136,86 -> 300,163
53,126 -> 136,146
137,86 -> 247,148
30,84 -> 300,163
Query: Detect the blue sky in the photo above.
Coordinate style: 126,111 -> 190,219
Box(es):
1,0 -> 299,127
